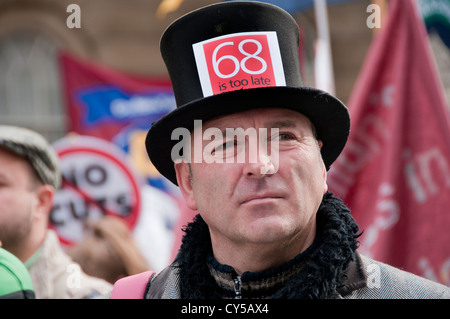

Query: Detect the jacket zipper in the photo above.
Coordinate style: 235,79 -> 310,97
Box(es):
234,275 -> 242,299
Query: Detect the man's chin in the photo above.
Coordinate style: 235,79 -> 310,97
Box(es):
239,213 -> 295,244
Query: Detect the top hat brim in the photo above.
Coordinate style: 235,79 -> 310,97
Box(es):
145,86 -> 349,185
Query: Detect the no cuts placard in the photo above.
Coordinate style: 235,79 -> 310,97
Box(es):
50,135 -> 142,245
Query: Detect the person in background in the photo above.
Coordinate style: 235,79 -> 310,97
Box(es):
68,215 -> 150,284
0,125 -> 112,298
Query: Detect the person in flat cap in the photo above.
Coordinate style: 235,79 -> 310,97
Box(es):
0,125 -> 112,298
112,1 -> 449,299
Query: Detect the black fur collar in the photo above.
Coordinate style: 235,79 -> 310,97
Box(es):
174,192 -> 360,298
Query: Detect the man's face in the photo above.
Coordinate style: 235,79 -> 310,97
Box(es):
175,108 -> 328,249
0,148 -> 36,249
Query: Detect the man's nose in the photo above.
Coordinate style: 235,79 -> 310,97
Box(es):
244,151 -> 277,178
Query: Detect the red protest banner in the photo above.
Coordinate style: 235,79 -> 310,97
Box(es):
59,51 -> 177,192
328,0 -> 450,285
59,51 -> 175,141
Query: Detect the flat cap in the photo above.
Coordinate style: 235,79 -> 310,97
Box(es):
0,125 -> 61,189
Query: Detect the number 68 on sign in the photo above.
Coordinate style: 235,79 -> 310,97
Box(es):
193,31 -> 286,97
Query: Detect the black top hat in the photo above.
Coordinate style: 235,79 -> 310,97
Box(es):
146,1 -> 350,185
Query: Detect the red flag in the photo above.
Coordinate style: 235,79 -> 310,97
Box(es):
328,0 -> 450,285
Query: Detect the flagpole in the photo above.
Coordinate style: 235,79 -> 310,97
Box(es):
314,0 -> 335,95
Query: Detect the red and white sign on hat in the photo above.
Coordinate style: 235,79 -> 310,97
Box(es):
193,31 -> 286,97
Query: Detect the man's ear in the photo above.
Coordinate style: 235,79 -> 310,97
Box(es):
33,184 -> 55,221
174,161 -> 197,210
317,140 -> 328,194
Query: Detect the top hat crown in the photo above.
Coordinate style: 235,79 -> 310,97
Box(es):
161,1 -> 303,105
146,1 -> 350,185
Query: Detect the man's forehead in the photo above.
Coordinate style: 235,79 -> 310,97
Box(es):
0,146 -> 26,161
0,147 -> 33,176
201,108 -> 313,130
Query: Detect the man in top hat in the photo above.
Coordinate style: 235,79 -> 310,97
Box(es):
113,1 -> 449,298
0,125 -> 112,298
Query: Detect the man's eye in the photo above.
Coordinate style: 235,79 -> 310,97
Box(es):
213,140 -> 236,154
273,132 -> 297,141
